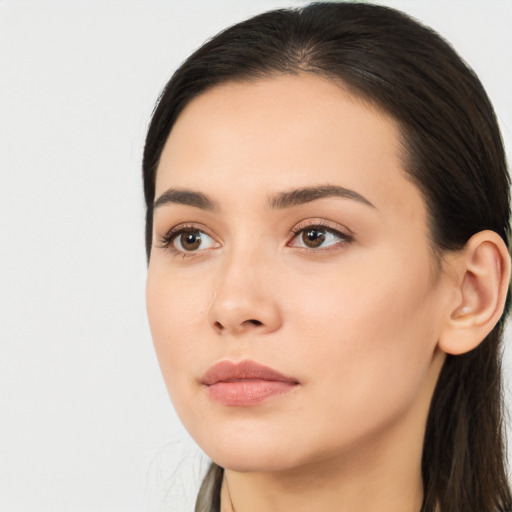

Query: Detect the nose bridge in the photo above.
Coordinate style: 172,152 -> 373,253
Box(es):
208,233 -> 281,335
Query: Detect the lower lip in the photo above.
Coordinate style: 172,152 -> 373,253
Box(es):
206,380 -> 297,406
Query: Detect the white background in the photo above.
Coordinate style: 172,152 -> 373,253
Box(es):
0,1 -> 511,511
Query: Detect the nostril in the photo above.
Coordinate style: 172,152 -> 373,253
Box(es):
212,318 -> 264,333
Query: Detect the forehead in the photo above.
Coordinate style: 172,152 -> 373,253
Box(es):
156,74 -> 424,223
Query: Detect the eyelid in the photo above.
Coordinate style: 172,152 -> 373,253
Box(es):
157,223 -> 221,253
155,219 -> 353,255
287,219 -> 354,249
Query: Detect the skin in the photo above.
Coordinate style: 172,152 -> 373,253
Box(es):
146,74 -> 479,511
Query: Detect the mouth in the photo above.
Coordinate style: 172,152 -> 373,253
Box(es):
201,359 -> 300,406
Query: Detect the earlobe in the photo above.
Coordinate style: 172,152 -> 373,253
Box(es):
438,230 -> 510,356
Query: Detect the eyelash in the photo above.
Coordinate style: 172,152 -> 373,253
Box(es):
157,221 -> 354,257
157,223 -> 217,256
288,220 -> 354,252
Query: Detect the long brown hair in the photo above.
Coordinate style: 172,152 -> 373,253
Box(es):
143,3 -> 511,511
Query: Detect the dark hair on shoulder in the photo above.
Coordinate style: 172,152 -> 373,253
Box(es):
142,3 -> 511,511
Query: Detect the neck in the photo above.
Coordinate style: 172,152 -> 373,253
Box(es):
221,440 -> 424,512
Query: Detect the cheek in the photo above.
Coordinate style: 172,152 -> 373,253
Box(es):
286,250 -> 440,420
145,267 -> 210,395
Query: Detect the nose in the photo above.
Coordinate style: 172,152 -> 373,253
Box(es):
207,249 -> 282,336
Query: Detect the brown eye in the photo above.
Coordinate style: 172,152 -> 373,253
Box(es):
289,223 -> 352,250
178,230 -> 202,251
302,228 -> 326,248
159,226 -> 219,254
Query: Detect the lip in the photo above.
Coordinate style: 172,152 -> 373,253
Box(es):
201,360 -> 299,406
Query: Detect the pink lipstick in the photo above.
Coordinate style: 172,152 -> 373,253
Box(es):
201,360 -> 299,406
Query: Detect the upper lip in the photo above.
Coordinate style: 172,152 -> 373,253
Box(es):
201,360 -> 299,385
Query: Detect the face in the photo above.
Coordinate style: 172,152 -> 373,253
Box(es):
146,75 -> 451,473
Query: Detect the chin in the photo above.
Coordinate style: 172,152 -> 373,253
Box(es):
194,428 -> 310,473
207,449 -> 302,473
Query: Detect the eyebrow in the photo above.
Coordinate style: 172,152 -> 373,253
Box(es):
269,185 -> 375,210
153,184 -> 375,212
154,188 -> 219,211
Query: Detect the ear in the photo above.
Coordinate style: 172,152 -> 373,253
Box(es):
438,230 -> 510,355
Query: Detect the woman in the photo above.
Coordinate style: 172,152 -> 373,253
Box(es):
143,3 -> 511,511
